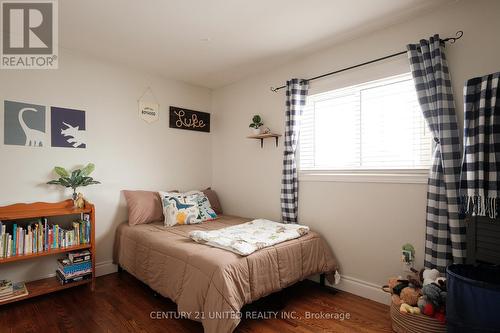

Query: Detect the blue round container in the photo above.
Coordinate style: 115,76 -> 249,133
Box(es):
447,264 -> 500,333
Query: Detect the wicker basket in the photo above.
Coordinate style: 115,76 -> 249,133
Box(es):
390,302 -> 446,333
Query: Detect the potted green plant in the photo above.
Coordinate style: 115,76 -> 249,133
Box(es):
249,115 -> 264,135
47,163 -> 101,205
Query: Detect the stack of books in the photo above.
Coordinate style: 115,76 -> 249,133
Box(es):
0,280 -> 12,298
0,280 -> 28,302
0,214 -> 91,258
56,250 -> 92,285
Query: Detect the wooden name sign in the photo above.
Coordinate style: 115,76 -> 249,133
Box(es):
169,106 -> 210,133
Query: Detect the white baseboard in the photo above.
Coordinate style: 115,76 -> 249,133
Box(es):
95,260 -> 118,277
311,274 -> 390,305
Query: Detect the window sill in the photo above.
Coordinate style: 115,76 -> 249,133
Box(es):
299,170 -> 429,184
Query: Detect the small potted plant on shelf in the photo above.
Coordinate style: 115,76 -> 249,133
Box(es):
249,115 -> 264,135
47,163 -> 101,208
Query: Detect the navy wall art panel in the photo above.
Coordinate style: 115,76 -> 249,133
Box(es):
51,107 -> 86,148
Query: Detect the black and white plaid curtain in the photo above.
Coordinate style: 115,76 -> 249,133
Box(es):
281,78 -> 309,224
461,72 -> 500,218
407,35 -> 466,270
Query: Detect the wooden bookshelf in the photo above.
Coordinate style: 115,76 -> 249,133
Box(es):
0,199 -> 96,305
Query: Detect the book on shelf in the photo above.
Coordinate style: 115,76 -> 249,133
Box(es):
68,249 -> 91,263
0,214 -> 91,259
57,258 -> 92,277
56,270 -> 92,285
0,280 -> 13,296
0,282 -> 28,302
0,279 -> 12,289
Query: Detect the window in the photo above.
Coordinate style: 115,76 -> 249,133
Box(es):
299,73 -> 432,182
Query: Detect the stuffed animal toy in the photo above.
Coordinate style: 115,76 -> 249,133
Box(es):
422,282 -> 446,308
388,277 -> 399,293
422,268 -> 440,286
419,300 -> 445,322
407,276 -> 422,289
417,296 -> 425,310
417,296 -> 435,316
393,281 -> 409,295
387,277 -> 409,296
435,277 -> 447,290
392,294 -> 403,305
400,286 -> 421,306
434,307 -> 446,324
74,193 -> 85,209
400,303 -> 421,314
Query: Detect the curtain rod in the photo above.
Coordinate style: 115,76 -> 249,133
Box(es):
270,31 -> 463,92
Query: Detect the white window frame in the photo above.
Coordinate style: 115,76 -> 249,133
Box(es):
299,168 -> 430,184
298,73 -> 431,184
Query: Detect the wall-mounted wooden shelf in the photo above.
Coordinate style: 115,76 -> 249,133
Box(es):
247,133 -> 282,148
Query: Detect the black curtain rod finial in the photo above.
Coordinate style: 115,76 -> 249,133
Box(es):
442,30 -> 463,44
270,30 -> 464,92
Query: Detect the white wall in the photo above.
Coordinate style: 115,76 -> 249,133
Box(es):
0,49 -> 212,281
211,0 -> 500,303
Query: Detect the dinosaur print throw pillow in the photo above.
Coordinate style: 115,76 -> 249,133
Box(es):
183,191 -> 218,222
159,191 -> 201,227
158,191 -> 218,227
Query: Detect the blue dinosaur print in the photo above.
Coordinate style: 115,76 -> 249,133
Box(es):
167,196 -> 195,210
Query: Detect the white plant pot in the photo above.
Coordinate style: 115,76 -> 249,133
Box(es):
252,128 -> 262,135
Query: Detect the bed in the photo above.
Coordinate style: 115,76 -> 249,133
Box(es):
113,214 -> 338,333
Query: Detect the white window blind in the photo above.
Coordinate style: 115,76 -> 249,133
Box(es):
299,73 -> 432,171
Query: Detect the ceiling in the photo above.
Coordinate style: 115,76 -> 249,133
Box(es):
59,0 -> 450,89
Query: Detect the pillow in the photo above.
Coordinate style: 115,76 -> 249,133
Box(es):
123,190 -> 178,226
159,192 -> 201,226
202,187 -> 223,215
123,190 -> 164,226
190,191 -> 218,221
159,191 -> 217,226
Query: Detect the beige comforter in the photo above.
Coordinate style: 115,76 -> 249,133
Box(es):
114,215 -> 338,333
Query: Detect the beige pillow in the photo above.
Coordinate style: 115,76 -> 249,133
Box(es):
202,187 -> 223,215
123,190 -> 164,226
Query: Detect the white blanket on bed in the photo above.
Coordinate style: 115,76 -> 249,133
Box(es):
189,219 -> 310,255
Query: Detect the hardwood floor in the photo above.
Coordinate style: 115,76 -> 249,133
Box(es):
0,272 -> 391,333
